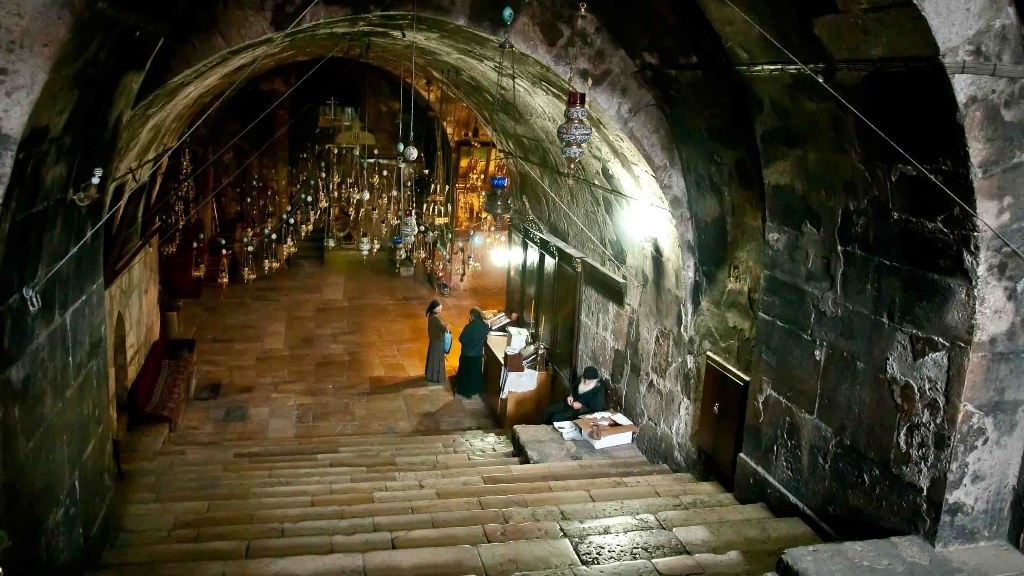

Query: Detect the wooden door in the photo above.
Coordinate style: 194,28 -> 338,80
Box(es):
697,352 -> 749,489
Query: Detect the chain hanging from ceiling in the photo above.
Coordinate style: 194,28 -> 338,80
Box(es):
556,2 -> 594,174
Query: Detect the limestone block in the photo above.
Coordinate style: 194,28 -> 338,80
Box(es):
282,517 -> 374,537
391,525 -> 488,548
559,514 -> 663,538
247,535 -> 331,558
362,544 -> 485,576
478,538 -> 582,576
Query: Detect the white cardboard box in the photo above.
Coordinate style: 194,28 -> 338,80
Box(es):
574,412 -> 636,449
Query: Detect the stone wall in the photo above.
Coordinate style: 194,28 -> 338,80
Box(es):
0,4 -> 162,571
735,67 -> 976,540
103,242 -> 161,420
0,0 -> 76,215
917,0 -> 1024,548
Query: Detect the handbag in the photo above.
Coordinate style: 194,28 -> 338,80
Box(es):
443,330 -> 452,354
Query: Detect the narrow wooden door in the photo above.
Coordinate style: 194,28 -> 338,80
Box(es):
696,352 -> 749,489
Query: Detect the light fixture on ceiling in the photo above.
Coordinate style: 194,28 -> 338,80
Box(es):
70,167 -> 104,206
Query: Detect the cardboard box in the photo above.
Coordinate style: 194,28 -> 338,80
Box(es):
573,412 -> 637,449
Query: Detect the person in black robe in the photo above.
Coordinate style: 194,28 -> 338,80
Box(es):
454,307 -> 489,398
424,299 -> 448,384
543,365 -> 606,423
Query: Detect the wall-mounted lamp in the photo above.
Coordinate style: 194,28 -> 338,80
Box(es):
70,168 -> 104,206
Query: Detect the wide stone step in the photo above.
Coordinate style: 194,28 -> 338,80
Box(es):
116,488 -> 737,549
127,464 -> 683,506
104,510 -> 796,574
127,449 -> 517,476
124,451 -> 522,476
94,539 -> 584,575
153,439 -> 516,464
511,549 -> 781,575
165,429 -> 507,448
115,473 -> 691,546
119,477 -> 723,532
122,457 -> 662,500
672,517 -> 821,554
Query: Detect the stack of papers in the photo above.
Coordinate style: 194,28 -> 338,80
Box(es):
553,421 -> 582,440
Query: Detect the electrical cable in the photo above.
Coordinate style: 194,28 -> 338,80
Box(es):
495,149 -> 672,212
721,0 -> 1024,264
22,0 -> 322,310
517,160 -> 641,286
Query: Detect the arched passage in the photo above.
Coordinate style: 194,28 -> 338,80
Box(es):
1,1 -> 1021,572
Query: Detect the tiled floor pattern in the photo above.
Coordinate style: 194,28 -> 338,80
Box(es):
176,250 -> 505,442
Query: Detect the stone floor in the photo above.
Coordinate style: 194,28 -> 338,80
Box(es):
176,250 -> 506,442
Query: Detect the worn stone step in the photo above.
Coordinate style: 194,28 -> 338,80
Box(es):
126,463 -> 679,502
129,449 -> 517,474
120,478 -> 723,531
128,472 -> 698,512
117,489 -> 730,549
153,440 -> 516,464
166,430 -> 507,448
122,458 -> 664,500
124,453 -> 523,476
672,517 -> 821,554
510,549 -> 779,575
125,474 -> 701,522
95,539 -> 583,575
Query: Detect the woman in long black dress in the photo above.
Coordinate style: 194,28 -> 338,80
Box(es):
543,365 -> 606,423
455,307 -> 489,398
424,299 -> 448,384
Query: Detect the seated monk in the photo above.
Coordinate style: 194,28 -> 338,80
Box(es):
543,365 -> 605,424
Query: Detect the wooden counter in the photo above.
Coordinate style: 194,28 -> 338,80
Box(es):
482,333 -> 551,428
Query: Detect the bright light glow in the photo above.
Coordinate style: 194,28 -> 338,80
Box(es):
621,201 -> 671,242
490,246 -> 509,267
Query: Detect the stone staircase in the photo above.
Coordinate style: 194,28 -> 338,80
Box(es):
92,429 -> 821,575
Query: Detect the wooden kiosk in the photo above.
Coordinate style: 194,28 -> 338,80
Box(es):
482,217 -> 626,426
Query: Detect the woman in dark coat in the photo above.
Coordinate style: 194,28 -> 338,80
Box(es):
455,307 -> 489,398
543,365 -> 606,423
424,299 -> 448,384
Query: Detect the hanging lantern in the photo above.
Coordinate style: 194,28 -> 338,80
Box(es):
359,232 -> 371,260
191,240 -> 206,279
485,175 -> 512,216
403,144 -> 419,162
401,209 -> 418,244
556,91 -> 592,171
217,250 -> 230,288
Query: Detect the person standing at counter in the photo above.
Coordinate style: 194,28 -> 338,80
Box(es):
542,365 -> 605,423
424,299 -> 448,384
454,307 -> 489,398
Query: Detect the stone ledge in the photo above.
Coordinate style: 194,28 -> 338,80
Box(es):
512,425 -> 646,464
778,536 -> 968,576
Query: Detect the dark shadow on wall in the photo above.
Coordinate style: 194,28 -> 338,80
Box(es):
0,5 -> 163,573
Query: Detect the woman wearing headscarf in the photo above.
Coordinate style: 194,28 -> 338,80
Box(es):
542,365 -> 605,423
454,307 -> 489,398
424,299 -> 448,384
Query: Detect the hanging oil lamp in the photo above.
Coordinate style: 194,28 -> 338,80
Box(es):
217,249 -> 230,288
359,232 -> 371,260
191,236 -> 206,279
485,174 -> 512,216
557,91 -> 592,172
